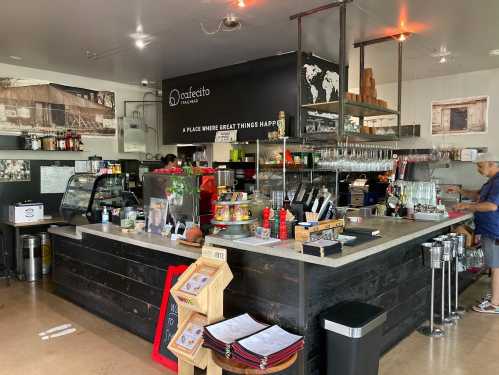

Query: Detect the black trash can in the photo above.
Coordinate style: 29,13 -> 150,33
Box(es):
321,301 -> 387,375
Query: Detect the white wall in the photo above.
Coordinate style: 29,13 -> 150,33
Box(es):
373,67 -> 499,153
372,68 -> 499,189
0,62 -> 176,161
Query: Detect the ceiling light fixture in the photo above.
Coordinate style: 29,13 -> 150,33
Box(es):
135,39 -> 147,50
130,27 -> 153,50
431,46 -> 451,64
223,14 -> 241,29
489,49 -> 499,56
237,0 -> 246,7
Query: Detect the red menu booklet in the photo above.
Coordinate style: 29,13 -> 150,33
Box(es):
203,314 -> 304,369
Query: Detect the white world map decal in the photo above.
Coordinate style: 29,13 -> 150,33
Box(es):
304,64 -> 339,103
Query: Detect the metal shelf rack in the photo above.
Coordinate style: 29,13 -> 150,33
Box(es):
290,0 -> 407,142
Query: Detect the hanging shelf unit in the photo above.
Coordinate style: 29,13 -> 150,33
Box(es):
290,0 -> 409,143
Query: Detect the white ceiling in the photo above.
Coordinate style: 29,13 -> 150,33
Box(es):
1,0 -> 499,87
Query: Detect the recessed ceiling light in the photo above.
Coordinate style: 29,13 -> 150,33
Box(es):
222,14 -> 241,29
489,49 -> 499,56
9,55 -> 22,60
135,39 -> 147,50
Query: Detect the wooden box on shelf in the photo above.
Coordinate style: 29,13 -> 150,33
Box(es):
171,256 -> 233,314
295,219 -> 344,242
168,312 -> 209,369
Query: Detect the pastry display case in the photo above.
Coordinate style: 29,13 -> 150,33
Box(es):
60,173 -> 135,225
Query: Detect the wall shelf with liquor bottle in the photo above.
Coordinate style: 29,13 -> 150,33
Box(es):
0,130 -> 84,152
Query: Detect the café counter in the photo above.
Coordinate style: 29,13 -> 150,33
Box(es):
49,213 -> 473,375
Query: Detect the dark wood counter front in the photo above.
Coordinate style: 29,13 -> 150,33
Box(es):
52,233 -> 195,341
50,217 -> 475,375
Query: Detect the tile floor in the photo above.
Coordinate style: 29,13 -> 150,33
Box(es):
0,275 -> 496,375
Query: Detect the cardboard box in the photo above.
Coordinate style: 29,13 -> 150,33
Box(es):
9,203 -> 44,223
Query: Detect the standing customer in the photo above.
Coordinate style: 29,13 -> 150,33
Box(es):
455,153 -> 499,313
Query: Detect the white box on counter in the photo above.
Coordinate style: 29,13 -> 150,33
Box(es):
9,203 -> 44,223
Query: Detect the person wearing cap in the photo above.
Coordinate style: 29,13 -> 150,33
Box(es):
455,153 -> 499,313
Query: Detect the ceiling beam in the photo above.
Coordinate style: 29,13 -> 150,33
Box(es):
289,0 -> 353,20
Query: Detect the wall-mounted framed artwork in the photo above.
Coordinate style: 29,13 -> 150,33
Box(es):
0,78 -> 116,136
0,160 -> 30,182
431,96 -> 488,135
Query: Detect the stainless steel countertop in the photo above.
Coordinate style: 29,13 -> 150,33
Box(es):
48,224 -> 202,260
205,214 -> 473,268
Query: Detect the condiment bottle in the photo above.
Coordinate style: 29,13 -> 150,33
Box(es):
65,129 -> 74,150
279,208 -> 288,240
278,111 -> 286,138
273,210 -> 280,239
262,207 -> 270,229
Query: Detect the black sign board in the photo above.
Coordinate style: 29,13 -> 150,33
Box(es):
163,53 -> 297,144
162,53 -> 345,144
152,265 -> 188,371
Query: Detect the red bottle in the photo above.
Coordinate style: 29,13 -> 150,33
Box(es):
279,208 -> 288,240
262,207 -> 271,229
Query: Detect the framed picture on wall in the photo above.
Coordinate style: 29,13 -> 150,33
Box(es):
431,96 -> 488,135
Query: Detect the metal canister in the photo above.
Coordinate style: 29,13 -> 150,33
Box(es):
22,235 -> 41,282
456,234 -> 466,257
431,245 -> 443,269
421,242 -> 435,268
442,240 -> 453,262
38,232 -> 51,275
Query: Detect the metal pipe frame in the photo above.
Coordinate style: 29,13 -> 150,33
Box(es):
289,0 -> 353,20
297,17 -> 303,138
353,32 -> 412,48
338,2 -> 347,139
397,41 -> 403,138
359,45 -> 365,128
256,139 -> 260,192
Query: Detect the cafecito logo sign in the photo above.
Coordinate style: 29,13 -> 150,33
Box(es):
168,86 -> 211,107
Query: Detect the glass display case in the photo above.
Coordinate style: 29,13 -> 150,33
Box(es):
60,173 -> 133,225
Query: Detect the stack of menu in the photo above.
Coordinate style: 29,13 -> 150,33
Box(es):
203,314 -> 304,369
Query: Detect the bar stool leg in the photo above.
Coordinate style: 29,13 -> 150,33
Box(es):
418,268 -> 445,337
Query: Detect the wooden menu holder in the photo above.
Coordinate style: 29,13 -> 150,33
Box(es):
169,245 -> 233,375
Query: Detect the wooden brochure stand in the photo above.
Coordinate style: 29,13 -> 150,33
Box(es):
169,245 -> 233,375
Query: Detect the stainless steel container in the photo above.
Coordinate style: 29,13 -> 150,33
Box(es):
456,234 -> 466,257
215,169 -> 235,188
38,232 -> 51,275
22,235 -> 41,282
442,240 -> 453,262
422,243 -> 442,269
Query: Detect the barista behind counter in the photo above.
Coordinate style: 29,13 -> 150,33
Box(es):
160,154 -> 178,169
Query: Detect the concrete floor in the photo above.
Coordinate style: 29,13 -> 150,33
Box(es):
0,275 -> 496,375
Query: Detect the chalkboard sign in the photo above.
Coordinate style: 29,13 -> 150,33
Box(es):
152,265 -> 188,372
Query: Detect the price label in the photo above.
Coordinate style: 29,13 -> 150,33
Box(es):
202,246 -> 227,262
215,130 -> 237,143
